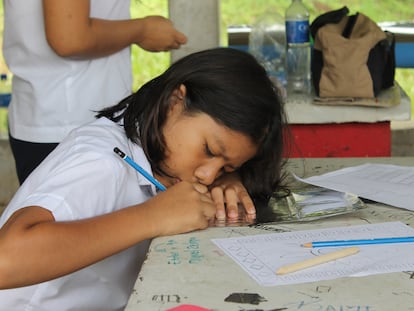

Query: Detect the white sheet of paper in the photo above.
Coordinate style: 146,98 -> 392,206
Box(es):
297,163 -> 414,211
212,222 -> 414,287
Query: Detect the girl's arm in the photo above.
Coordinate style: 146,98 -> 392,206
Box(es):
0,181 -> 214,289
42,0 -> 187,58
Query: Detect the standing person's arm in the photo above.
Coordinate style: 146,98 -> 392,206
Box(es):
42,0 -> 187,58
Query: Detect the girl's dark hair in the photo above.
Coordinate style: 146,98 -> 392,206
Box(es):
97,47 -> 287,200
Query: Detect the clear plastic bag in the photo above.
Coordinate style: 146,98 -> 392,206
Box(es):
261,185 -> 366,223
248,11 -> 287,92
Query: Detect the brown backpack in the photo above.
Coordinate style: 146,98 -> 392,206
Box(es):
311,7 -> 395,98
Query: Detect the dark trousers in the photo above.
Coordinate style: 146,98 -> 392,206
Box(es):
8,133 -> 58,185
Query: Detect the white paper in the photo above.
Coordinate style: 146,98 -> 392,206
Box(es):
297,163 -> 414,211
212,222 -> 414,286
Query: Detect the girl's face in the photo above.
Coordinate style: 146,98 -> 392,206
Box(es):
156,89 -> 258,188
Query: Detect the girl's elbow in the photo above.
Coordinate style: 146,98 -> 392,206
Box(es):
0,232 -> 31,289
0,252 -> 18,289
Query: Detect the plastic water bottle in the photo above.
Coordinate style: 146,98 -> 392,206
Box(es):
0,73 -> 12,138
285,0 -> 311,96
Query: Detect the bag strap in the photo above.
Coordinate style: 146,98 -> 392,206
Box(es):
310,6 -> 349,39
342,12 -> 359,38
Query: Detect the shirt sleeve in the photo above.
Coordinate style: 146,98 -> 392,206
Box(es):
20,147 -> 125,221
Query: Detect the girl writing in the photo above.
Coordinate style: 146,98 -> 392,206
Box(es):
0,47 -> 286,310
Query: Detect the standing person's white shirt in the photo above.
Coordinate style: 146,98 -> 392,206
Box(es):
3,0 -> 132,143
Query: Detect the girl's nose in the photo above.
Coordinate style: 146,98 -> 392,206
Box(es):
194,162 -> 223,186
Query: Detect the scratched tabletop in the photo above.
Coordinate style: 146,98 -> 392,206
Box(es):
125,157 -> 414,311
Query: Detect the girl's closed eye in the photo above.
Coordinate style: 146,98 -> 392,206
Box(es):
204,143 -> 215,157
204,143 -> 240,173
224,166 -> 236,173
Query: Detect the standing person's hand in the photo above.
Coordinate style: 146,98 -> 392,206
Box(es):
135,16 -> 187,52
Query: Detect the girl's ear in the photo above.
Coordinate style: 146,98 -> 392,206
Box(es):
170,84 -> 187,103
178,84 -> 186,98
168,84 -> 187,116
169,84 -> 187,114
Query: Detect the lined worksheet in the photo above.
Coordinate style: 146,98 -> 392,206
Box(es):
212,222 -> 414,286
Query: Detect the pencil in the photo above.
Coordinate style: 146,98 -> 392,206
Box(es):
113,147 -> 167,192
302,236 -> 414,248
275,247 -> 360,275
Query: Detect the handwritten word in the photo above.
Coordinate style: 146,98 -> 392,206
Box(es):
285,300 -> 374,311
152,294 -> 181,303
153,237 -> 204,265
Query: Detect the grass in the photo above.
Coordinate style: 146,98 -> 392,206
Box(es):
0,0 -> 413,114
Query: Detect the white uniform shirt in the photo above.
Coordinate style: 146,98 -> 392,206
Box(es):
3,0 -> 132,142
0,117 -> 155,310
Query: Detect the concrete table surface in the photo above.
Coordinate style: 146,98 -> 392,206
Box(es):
125,157 -> 414,311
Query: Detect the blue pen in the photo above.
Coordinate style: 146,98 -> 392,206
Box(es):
302,236 -> 414,248
113,147 -> 166,192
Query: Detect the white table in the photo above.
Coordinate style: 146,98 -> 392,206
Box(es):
125,157 -> 414,311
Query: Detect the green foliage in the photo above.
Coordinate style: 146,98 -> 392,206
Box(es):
130,1 -> 170,91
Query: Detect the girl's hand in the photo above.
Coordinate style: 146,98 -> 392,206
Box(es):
209,173 -> 256,221
143,181 -> 216,237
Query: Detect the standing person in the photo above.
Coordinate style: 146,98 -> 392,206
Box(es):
2,0 -> 187,184
0,48 -> 287,310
